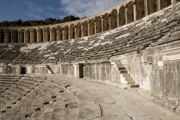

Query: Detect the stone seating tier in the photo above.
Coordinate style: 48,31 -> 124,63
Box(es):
0,3 -> 179,65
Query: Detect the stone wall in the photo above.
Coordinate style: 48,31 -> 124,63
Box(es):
0,0 -> 178,43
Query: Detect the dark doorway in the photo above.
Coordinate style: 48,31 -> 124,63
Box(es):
21,66 -> 26,74
79,64 -> 84,78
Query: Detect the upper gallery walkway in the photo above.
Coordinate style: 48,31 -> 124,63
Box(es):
36,75 -> 180,120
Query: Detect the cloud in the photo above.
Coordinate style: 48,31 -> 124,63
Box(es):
59,0 -> 122,18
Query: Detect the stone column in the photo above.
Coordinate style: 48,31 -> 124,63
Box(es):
109,14 -> 112,30
74,26 -> 77,38
133,2 -> 137,21
81,23 -> 83,37
157,0 -> 161,11
125,6 -> 128,24
94,19 -> 97,34
88,22 -> 90,36
101,17 -> 104,32
117,9 -> 120,27
144,0 -> 148,16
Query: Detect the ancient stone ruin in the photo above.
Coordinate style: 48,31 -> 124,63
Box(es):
0,0 -> 180,119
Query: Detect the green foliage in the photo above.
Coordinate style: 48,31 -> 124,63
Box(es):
0,15 -> 80,27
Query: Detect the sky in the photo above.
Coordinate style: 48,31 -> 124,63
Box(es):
0,0 -> 122,22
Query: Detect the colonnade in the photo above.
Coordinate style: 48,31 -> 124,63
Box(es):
0,0 -> 179,43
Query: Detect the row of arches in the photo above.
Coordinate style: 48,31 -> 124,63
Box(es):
0,0 -> 177,43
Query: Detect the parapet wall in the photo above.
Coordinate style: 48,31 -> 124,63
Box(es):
0,0 -> 179,43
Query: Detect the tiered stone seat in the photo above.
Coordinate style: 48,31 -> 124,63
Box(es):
0,75 -> 79,120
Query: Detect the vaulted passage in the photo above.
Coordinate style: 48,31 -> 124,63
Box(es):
89,19 -> 95,35
83,21 -> 88,37
119,6 -> 126,26
96,16 -> 102,33
11,30 -> 18,43
44,28 -> 50,42
18,30 -> 24,43
64,26 -> 69,40
76,23 -> 82,38
111,9 -> 118,29
70,24 -> 75,39
147,0 -> 158,15
127,1 -> 134,23
30,29 -> 37,43
51,27 -> 56,42
136,0 -> 145,20
57,26 -> 63,40
103,13 -> 109,32
25,30 -> 30,43
79,64 -> 84,78
37,29 -> 43,42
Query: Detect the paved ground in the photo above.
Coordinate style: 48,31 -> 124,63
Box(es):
40,75 -> 180,120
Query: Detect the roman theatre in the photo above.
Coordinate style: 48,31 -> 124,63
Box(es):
0,0 -> 180,119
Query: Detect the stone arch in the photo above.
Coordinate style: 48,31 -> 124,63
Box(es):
135,0 -> 145,20
103,13 -> 109,32
30,29 -> 37,43
76,23 -> 81,38
89,19 -> 95,35
161,0 -> 171,9
44,27 -> 50,42
83,21 -> 88,37
51,27 -> 56,42
24,29 -> 30,43
4,29 -> 11,43
11,30 -> 18,43
18,29 -> 24,43
0,29 -> 4,43
96,16 -> 102,33
119,6 -> 126,26
37,28 -> 43,42
111,9 -> 118,29
127,1 -> 134,23
70,24 -> 75,39
64,25 -> 69,40
57,26 -> 63,40
147,0 -> 157,15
